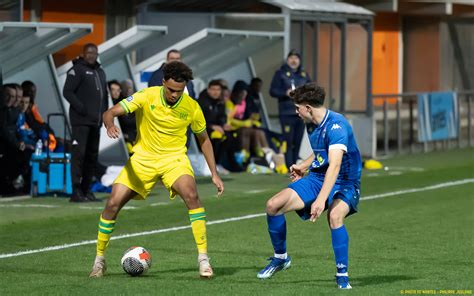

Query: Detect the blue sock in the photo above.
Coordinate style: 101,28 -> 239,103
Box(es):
331,225 -> 349,274
267,214 -> 287,255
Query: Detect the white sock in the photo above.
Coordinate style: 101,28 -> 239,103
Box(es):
198,253 -> 209,262
274,253 -> 287,259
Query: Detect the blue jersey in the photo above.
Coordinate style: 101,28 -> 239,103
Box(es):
308,110 -> 362,184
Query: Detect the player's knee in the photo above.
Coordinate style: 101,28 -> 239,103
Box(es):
266,199 -> 279,215
105,198 -> 121,215
328,211 -> 344,228
182,190 -> 199,203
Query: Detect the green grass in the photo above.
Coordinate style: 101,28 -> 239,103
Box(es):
0,148 -> 473,295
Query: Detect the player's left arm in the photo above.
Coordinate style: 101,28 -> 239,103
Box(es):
195,130 -> 224,197
310,121 -> 348,222
309,149 -> 344,222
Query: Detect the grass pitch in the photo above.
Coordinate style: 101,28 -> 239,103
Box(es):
0,148 -> 473,295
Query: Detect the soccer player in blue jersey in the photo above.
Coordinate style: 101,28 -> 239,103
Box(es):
257,83 -> 362,289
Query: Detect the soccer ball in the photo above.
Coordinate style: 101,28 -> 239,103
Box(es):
121,246 -> 152,276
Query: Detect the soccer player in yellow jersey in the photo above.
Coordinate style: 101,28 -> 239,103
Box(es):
89,61 -> 224,278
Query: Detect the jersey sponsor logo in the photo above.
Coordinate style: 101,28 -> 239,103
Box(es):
150,104 -> 156,111
331,123 -> 342,130
67,69 -> 75,76
126,95 -> 133,102
316,153 -> 325,166
311,153 -> 326,168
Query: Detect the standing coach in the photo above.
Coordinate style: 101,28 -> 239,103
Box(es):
63,43 -> 108,202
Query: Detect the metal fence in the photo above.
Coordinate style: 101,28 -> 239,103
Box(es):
372,91 -> 473,156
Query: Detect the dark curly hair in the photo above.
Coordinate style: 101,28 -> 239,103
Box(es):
290,82 -> 326,107
163,61 -> 193,83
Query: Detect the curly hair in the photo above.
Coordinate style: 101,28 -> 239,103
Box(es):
290,82 -> 326,107
163,61 -> 193,83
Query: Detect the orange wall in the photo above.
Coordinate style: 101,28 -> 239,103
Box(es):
372,13 -> 400,105
23,0 -> 105,67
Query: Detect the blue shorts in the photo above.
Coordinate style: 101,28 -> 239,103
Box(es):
288,172 -> 360,220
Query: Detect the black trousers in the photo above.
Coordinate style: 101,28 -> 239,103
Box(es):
280,114 -> 305,168
71,125 -> 100,192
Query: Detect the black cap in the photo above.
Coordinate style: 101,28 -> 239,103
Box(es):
287,50 -> 301,59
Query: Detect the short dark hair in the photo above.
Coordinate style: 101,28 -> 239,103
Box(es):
251,77 -> 262,85
21,80 -> 35,90
167,49 -> 180,58
3,84 -> 17,104
108,80 -> 121,89
22,80 -> 36,102
290,83 -> 325,107
3,83 -> 16,93
208,79 -> 222,88
14,83 -> 22,91
83,43 -> 98,51
162,61 -> 193,83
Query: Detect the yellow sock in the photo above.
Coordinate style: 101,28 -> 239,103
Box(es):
189,207 -> 207,254
96,215 -> 116,256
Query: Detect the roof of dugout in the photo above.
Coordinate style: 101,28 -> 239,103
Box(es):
0,22 -> 92,78
57,25 -> 168,75
135,28 -> 284,80
91,25 -> 168,67
264,0 -> 374,16
142,0 -> 373,16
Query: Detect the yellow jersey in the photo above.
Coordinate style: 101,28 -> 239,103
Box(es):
119,86 -> 206,156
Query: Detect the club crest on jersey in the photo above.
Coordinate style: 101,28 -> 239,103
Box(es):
179,112 -> 188,120
126,96 -> 133,102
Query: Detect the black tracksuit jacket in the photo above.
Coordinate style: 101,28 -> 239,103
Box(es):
63,58 -> 108,126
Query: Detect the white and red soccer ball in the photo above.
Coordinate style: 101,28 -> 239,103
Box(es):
121,246 -> 152,276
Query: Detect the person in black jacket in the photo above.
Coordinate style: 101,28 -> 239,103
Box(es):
63,43 -> 108,202
270,50 -> 312,168
197,80 -> 230,169
148,49 -> 196,98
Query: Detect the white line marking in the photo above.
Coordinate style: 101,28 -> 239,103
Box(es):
150,202 -> 170,207
244,189 -> 269,194
0,205 -> 136,210
0,195 -> 31,202
1,179 -> 473,259
360,178 -> 474,201
0,204 -> 58,208
0,214 -> 265,259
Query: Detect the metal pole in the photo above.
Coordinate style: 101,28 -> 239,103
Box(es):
468,94 -> 472,147
397,97 -> 402,154
384,100 -> 389,155
366,19 -> 373,117
409,98 -> 414,153
340,22 -> 346,113
457,93 -> 461,149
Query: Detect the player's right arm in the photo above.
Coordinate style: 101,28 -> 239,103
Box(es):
290,153 -> 315,181
103,89 -> 150,139
103,103 -> 126,139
